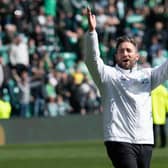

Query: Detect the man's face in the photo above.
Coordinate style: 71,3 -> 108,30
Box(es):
115,42 -> 139,69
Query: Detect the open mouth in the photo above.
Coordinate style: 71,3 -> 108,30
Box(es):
123,59 -> 130,63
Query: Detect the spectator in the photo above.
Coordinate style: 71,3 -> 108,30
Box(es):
46,94 -> 72,117
3,24 -> 17,45
77,74 -> 100,115
30,24 -> 46,47
45,93 -> 57,117
116,0 -> 125,20
85,88 -> 100,114
44,0 -> 57,17
13,0 -> 25,33
152,48 -> 167,67
0,0 -> 12,28
44,72 -> 57,101
55,94 -> 72,116
13,69 -> 31,118
148,34 -> 162,62
0,0 -> 167,118
68,75 -> 81,114
44,15 -> 56,46
72,66 -> 84,85
152,48 -> 168,89
36,6 -> 46,26
28,38 -> 36,57
9,33 -> 29,74
71,0 -> 88,14
138,50 -> 151,69
0,53 -> 11,88
56,71 -> 72,103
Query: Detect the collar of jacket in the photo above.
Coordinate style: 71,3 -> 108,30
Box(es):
115,64 -> 138,74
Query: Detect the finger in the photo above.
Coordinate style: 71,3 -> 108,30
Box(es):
87,6 -> 91,16
92,14 -> 95,20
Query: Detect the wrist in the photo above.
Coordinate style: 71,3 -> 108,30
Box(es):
89,28 -> 95,32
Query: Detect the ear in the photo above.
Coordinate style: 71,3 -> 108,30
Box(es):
136,53 -> 140,61
115,52 -> 118,61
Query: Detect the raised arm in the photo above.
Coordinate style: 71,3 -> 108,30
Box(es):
151,60 -> 168,90
87,7 -> 96,32
84,8 -> 105,87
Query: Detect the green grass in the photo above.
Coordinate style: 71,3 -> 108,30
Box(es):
0,140 -> 167,168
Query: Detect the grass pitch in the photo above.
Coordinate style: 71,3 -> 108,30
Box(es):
0,140 -> 167,168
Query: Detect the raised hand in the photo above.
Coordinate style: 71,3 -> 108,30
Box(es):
87,7 -> 96,32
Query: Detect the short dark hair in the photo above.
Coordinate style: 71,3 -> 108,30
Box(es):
116,36 -> 137,52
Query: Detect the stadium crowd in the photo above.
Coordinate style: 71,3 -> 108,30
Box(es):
0,0 -> 168,118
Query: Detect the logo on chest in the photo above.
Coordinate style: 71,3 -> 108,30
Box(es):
141,78 -> 149,84
120,76 -> 149,85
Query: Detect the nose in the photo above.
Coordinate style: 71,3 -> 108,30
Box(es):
121,50 -> 129,58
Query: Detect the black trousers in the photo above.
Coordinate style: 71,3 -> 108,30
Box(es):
105,141 -> 153,168
153,124 -> 167,147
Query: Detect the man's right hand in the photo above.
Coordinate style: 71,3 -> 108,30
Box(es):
87,7 -> 96,32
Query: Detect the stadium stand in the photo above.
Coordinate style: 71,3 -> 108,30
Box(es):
0,0 -> 167,118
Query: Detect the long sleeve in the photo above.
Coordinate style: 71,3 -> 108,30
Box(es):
84,31 -> 106,88
9,45 -> 16,65
84,32 -> 154,144
151,60 -> 168,89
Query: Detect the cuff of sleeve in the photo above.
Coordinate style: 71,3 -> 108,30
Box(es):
87,30 -> 97,35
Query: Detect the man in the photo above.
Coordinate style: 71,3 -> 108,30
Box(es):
84,7 -> 168,168
9,34 -> 29,74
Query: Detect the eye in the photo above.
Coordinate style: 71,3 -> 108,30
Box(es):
126,48 -> 132,53
117,48 -> 133,54
117,49 -> 125,54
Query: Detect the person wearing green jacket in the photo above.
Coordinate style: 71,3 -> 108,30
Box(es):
152,85 -> 168,148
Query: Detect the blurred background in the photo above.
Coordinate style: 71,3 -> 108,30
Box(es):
0,1 -> 168,168
0,0 -> 167,119
0,0 -> 167,147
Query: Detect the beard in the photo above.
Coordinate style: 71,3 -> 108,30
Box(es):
116,59 -> 137,70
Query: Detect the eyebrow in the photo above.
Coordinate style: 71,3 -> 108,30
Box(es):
116,36 -> 137,51
116,43 -> 138,53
